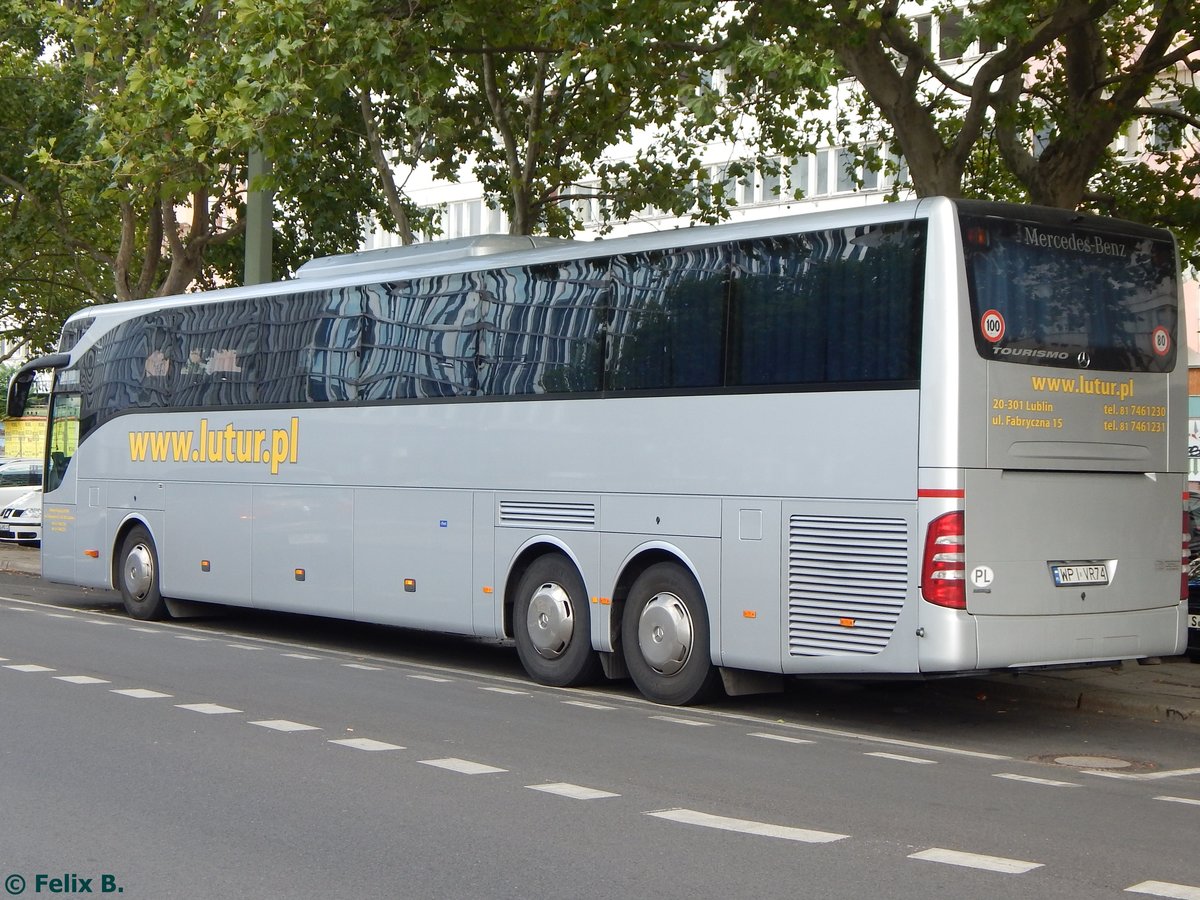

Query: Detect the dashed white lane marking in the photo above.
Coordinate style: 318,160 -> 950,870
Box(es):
528,783 -> 620,800
408,674 -> 452,683
749,732 -> 815,745
225,643 -> 263,651
419,757 -> 507,775
866,751 -> 936,765
1154,796 -> 1200,807
54,675 -> 110,685
130,627 -> 161,633
342,663 -> 383,671
646,808 -> 848,844
562,700 -> 616,711
994,773 -> 1079,787
908,847 -> 1042,874
177,703 -> 241,715
651,715 -> 713,727
175,635 -> 209,642
481,686 -> 529,696
1088,767 -> 1200,781
1126,881 -> 1200,899
44,613 -> 74,619
329,738 -> 405,751
111,688 -> 172,699
283,653 -> 321,660
250,719 -> 321,732
4,664 -> 55,673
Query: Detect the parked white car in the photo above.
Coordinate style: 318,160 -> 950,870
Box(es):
0,457 -> 42,508
0,487 -> 41,545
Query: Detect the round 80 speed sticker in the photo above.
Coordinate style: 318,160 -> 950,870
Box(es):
1151,326 -> 1171,356
980,309 -> 1005,343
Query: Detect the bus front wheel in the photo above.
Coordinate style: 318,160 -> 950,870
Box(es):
622,562 -> 719,706
513,555 -> 602,687
117,526 -> 168,621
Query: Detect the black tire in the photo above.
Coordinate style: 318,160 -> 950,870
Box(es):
621,562 -> 720,706
117,525 -> 169,621
513,555 -> 602,687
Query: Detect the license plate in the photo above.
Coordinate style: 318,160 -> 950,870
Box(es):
1189,614 -> 1200,630
1051,563 -> 1110,586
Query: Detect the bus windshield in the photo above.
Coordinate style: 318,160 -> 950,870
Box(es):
961,213 -> 1177,373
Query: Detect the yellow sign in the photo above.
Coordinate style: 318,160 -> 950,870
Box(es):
2,417 -> 47,458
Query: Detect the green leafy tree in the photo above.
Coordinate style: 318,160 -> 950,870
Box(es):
227,0 -> 741,238
733,0 -> 1200,261
2,0 -> 388,317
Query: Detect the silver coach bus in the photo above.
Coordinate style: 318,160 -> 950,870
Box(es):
9,197 -> 1188,704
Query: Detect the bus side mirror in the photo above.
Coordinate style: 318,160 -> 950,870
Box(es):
6,369 -> 33,419
5,353 -> 71,418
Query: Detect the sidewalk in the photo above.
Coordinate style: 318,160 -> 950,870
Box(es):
1,542 -> 1196,725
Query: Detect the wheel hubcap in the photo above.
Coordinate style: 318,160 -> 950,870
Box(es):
526,582 -> 574,658
637,591 -> 693,676
124,544 -> 153,601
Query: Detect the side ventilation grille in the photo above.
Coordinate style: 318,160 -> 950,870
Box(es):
788,515 -> 908,657
498,501 -> 596,530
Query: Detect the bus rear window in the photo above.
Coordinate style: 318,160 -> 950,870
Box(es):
961,214 -> 1177,372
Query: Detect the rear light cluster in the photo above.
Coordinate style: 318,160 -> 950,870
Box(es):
922,511 -> 965,609
1182,509 -> 1190,601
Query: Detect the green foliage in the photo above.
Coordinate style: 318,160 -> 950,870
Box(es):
735,0 -> 1200,260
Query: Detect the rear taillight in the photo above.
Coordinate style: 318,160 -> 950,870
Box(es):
922,511 -> 965,609
1182,509 -> 1190,601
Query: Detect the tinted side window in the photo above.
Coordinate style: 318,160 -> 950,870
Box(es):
360,274 -> 484,400
729,225 -> 925,386
481,259 -> 606,395
606,245 -> 728,391
173,301 -> 259,407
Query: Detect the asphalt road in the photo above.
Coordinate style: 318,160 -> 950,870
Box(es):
2,573 -> 1199,899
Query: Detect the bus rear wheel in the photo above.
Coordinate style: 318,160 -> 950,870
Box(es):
118,525 -> 168,621
513,555 -> 602,687
622,562 -> 719,706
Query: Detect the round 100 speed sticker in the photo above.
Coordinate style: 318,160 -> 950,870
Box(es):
980,309 -> 1005,343
1151,326 -> 1171,356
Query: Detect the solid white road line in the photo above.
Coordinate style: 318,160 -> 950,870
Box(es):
646,808 -> 847,844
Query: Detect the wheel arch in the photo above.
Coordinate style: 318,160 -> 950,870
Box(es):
502,536 -> 588,641
610,543 -> 713,661
109,513 -> 157,591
